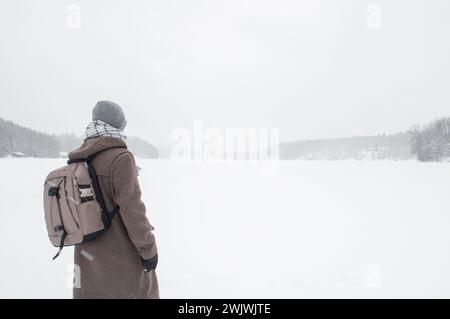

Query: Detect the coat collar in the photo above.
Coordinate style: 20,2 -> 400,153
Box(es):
68,136 -> 127,160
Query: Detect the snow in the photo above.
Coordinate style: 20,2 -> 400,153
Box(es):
1,158 -> 450,298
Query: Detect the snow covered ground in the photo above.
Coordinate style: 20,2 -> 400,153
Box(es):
1,158 -> 450,298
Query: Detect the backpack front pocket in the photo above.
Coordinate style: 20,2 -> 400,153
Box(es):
44,177 -> 79,236
78,200 -> 104,236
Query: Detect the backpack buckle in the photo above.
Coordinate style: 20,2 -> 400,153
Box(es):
79,185 -> 94,203
48,187 -> 59,197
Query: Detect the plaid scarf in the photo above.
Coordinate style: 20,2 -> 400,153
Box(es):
85,120 -> 127,142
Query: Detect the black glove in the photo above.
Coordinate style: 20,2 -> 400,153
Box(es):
142,253 -> 158,273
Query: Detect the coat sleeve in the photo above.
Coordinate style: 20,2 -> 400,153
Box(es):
110,152 -> 157,260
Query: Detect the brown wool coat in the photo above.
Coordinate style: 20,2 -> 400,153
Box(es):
68,136 -> 159,299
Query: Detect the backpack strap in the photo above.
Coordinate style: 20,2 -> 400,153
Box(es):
52,230 -> 67,260
86,160 -> 115,227
67,146 -> 127,228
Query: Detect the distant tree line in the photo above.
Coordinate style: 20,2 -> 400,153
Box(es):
410,117 -> 450,162
0,118 -> 60,157
0,118 -> 159,158
279,133 -> 412,160
3,115 -> 449,161
127,136 -> 159,158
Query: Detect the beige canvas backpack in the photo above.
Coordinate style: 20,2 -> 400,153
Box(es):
43,147 -> 125,259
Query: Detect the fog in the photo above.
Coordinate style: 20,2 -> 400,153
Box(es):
1,0 -> 449,147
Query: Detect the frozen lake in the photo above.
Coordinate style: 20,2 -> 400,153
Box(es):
1,158 -> 450,298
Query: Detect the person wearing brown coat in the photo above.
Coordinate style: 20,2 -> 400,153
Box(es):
68,101 -> 159,298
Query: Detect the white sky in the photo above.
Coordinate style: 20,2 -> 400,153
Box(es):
1,0 -> 449,146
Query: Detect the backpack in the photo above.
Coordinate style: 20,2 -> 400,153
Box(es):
43,147 -> 126,259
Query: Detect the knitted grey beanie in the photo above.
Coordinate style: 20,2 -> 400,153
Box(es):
92,100 -> 127,130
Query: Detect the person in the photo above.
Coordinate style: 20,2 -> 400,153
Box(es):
68,100 -> 159,298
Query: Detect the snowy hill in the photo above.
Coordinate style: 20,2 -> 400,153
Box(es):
0,118 -> 159,158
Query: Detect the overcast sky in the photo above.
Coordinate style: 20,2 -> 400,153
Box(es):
1,0 -> 449,146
